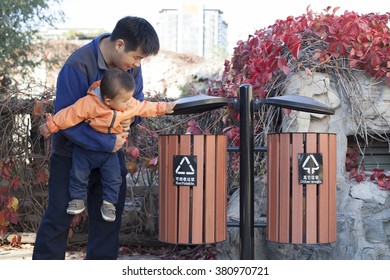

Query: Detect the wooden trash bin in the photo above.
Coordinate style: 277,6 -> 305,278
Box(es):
266,133 -> 337,244
158,135 -> 228,244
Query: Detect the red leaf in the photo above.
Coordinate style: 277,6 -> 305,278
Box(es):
131,147 -> 140,159
8,211 -> 19,224
1,165 -> 12,180
186,126 -> 202,135
349,60 -> 359,68
124,146 -> 140,158
33,101 -> 45,116
9,176 -> 22,191
349,169 -> 357,179
149,157 -> 158,166
377,176 -> 385,188
356,174 -> 365,182
277,57 -> 290,76
282,108 -> 291,116
11,234 -> 22,247
34,168 -> 48,185
370,53 -> 381,67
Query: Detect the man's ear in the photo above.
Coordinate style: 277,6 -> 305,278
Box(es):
115,39 -> 125,51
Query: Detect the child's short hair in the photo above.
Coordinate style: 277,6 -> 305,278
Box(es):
100,68 -> 135,99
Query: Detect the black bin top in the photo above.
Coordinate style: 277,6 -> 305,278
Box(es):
263,95 -> 335,115
171,94 -> 229,115
169,93 -> 335,115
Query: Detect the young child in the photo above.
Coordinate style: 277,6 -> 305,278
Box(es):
39,68 -> 176,222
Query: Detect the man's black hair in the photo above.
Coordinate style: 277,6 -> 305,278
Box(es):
111,16 -> 160,56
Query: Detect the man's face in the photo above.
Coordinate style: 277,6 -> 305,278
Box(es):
113,41 -> 146,71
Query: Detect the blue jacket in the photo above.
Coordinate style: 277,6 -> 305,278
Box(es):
52,34 -> 144,157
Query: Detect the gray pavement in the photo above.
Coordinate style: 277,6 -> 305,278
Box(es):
0,244 -> 85,260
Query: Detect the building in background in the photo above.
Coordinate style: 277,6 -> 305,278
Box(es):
157,2 -> 228,59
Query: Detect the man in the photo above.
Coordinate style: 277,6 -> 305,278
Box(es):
32,16 -> 160,260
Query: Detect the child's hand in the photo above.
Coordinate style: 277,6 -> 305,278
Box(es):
39,123 -> 52,138
165,101 -> 177,114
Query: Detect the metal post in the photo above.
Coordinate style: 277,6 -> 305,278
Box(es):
239,84 -> 254,260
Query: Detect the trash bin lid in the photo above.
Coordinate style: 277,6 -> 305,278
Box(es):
264,95 -> 335,115
171,94 -> 229,115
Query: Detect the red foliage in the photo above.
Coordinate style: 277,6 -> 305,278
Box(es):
223,126 -> 240,146
220,6 -> 390,98
349,167 -> 366,183
346,146 -> 390,190
33,167 -> 49,186
125,146 -> 140,159
369,168 -> 390,190
345,146 -> 359,171
0,158 -> 22,238
219,7 -> 390,191
186,120 -> 203,134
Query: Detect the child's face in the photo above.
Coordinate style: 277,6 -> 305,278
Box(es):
105,89 -> 134,111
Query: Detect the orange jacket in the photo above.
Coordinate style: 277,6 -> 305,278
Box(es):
46,80 -> 167,134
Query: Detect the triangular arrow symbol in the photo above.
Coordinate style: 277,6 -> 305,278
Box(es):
302,154 -> 319,174
175,156 -> 195,175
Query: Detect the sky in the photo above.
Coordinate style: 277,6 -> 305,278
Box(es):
55,0 -> 389,52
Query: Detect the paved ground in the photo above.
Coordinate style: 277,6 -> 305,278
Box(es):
0,244 -> 97,260
0,244 -> 36,260
0,232 -> 175,260
0,244 -> 168,260
0,231 -> 220,260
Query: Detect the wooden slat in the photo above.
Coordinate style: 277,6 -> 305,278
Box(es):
267,134 -> 279,241
305,133 -> 318,244
329,134 -> 337,242
177,136 -> 191,244
192,135 -> 204,244
291,134 -> 303,244
166,136 -> 179,243
158,136 -> 168,242
204,136 -> 216,243
279,133 -> 291,242
215,135 -> 227,242
318,134 -> 330,243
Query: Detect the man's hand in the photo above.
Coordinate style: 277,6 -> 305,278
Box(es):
39,123 -> 52,138
113,132 -> 128,152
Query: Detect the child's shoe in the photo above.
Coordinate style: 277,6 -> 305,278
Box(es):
101,201 -> 116,222
66,199 -> 85,215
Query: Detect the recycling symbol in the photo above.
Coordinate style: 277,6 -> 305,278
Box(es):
173,155 -> 197,186
175,156 -> 195,175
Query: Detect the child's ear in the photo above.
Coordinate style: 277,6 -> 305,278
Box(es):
104,97 -> 111,106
